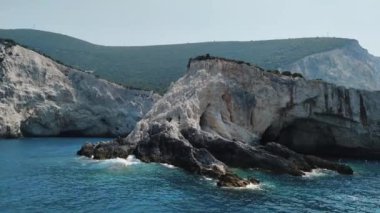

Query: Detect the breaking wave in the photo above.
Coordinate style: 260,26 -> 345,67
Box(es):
303,169 -> 334,178
160,163 -> 177,169
222,183 -> 262,190
78,155 -> 141,169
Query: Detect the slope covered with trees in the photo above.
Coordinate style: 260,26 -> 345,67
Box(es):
0,29 -> 354,92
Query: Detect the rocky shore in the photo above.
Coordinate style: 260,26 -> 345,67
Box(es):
78,135 -> 352,187
76,55 -> 379,187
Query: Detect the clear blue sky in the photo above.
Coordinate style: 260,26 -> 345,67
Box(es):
1,0 -> 380,55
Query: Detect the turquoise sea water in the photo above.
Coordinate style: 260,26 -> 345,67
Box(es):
0,138 -> 379,213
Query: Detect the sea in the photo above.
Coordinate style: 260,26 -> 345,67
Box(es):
0,138 -> 379,212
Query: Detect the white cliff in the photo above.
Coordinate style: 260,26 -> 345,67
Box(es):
281,40 -> 380,91
126,56 -> 380,158
0,39 -> 158,137
79,56 -> 358,187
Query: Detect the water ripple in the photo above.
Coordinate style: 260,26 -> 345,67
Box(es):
0,138 -> 379,213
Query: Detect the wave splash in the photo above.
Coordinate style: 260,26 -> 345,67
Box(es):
303,169 -> 335,178
99,155 -> 141,168
160,163 -> 176,169
221,183 -> 262,190
79,155 -> 141,170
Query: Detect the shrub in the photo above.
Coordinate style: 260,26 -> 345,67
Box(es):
0,39 -> 16,48
292,73 -> 304,78
268,70 -> 280,74
281,71 -> 292,76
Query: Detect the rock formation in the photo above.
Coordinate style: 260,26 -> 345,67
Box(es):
127,55 -> 380,159
0,39 -> 158,137
78,55 -> 368,187
281,40 -> 380,91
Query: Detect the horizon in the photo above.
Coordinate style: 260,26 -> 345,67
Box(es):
1,0 -> 380,55
0,28 -> 358,47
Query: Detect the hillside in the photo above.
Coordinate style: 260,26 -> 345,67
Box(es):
0,29 -> 355,92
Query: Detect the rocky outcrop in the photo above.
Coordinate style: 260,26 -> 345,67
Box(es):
0,39 -> 158,137
280,40 -> 380,91
78,126 -> 352,187
125,55 -> 380,159
79,55 -> 363,187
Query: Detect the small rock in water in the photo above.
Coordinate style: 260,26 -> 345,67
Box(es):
76,143 -> 95,158
217,173 -> 259,188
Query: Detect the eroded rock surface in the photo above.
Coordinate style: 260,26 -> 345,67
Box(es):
0,39 -> 158,137
281,40 -> 380,91
128,55 -> 380,158
79,56 -> 361,187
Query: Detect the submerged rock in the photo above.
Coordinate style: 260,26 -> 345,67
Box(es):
303,155 -> 353,175
77,139 -> 134,160
77,143 -> 95,158
217,174 -> 259,188
0,40 -> 158,137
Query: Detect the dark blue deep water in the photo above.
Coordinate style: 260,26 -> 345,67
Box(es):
0,138 -> 379,212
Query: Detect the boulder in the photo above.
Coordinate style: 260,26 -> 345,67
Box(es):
77,140 -> 133,160
217,174 -> 259,187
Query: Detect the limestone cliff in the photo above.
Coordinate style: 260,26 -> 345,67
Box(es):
127,56 -> 380,158
0,39 -> 158,138
79,56 -> 364,187
281,40 -> 380,91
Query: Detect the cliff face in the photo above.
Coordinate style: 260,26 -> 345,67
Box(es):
281,40 -> 380,91
0,40 -> 158,138
126,57 -> 380,158
79,56 -> 367,187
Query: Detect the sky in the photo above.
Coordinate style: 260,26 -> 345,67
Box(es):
1,0 -> 380,55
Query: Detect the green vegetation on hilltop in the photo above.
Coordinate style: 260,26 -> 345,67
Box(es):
0,29 -> 354,92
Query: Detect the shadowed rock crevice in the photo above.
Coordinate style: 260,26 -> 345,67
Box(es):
181,128 -> 352,175
263,117 -> 380,159
276,118 -> 337,154
359,94 -> 368,126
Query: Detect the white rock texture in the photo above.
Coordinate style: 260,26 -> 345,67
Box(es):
127,56 -> 380,158
0,40 -> 158,137
281,40 -> 380,91
77,56 -> 356,186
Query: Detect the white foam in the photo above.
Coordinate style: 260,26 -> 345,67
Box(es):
245,183 -> 262,190
160,163 -> 176,169
347,195 -> 359,201
222,183 -> 262,190
202,176 -> 213,181
303,169 -> 330,178
100,155 -> 141,167
79,155 -> 141,169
